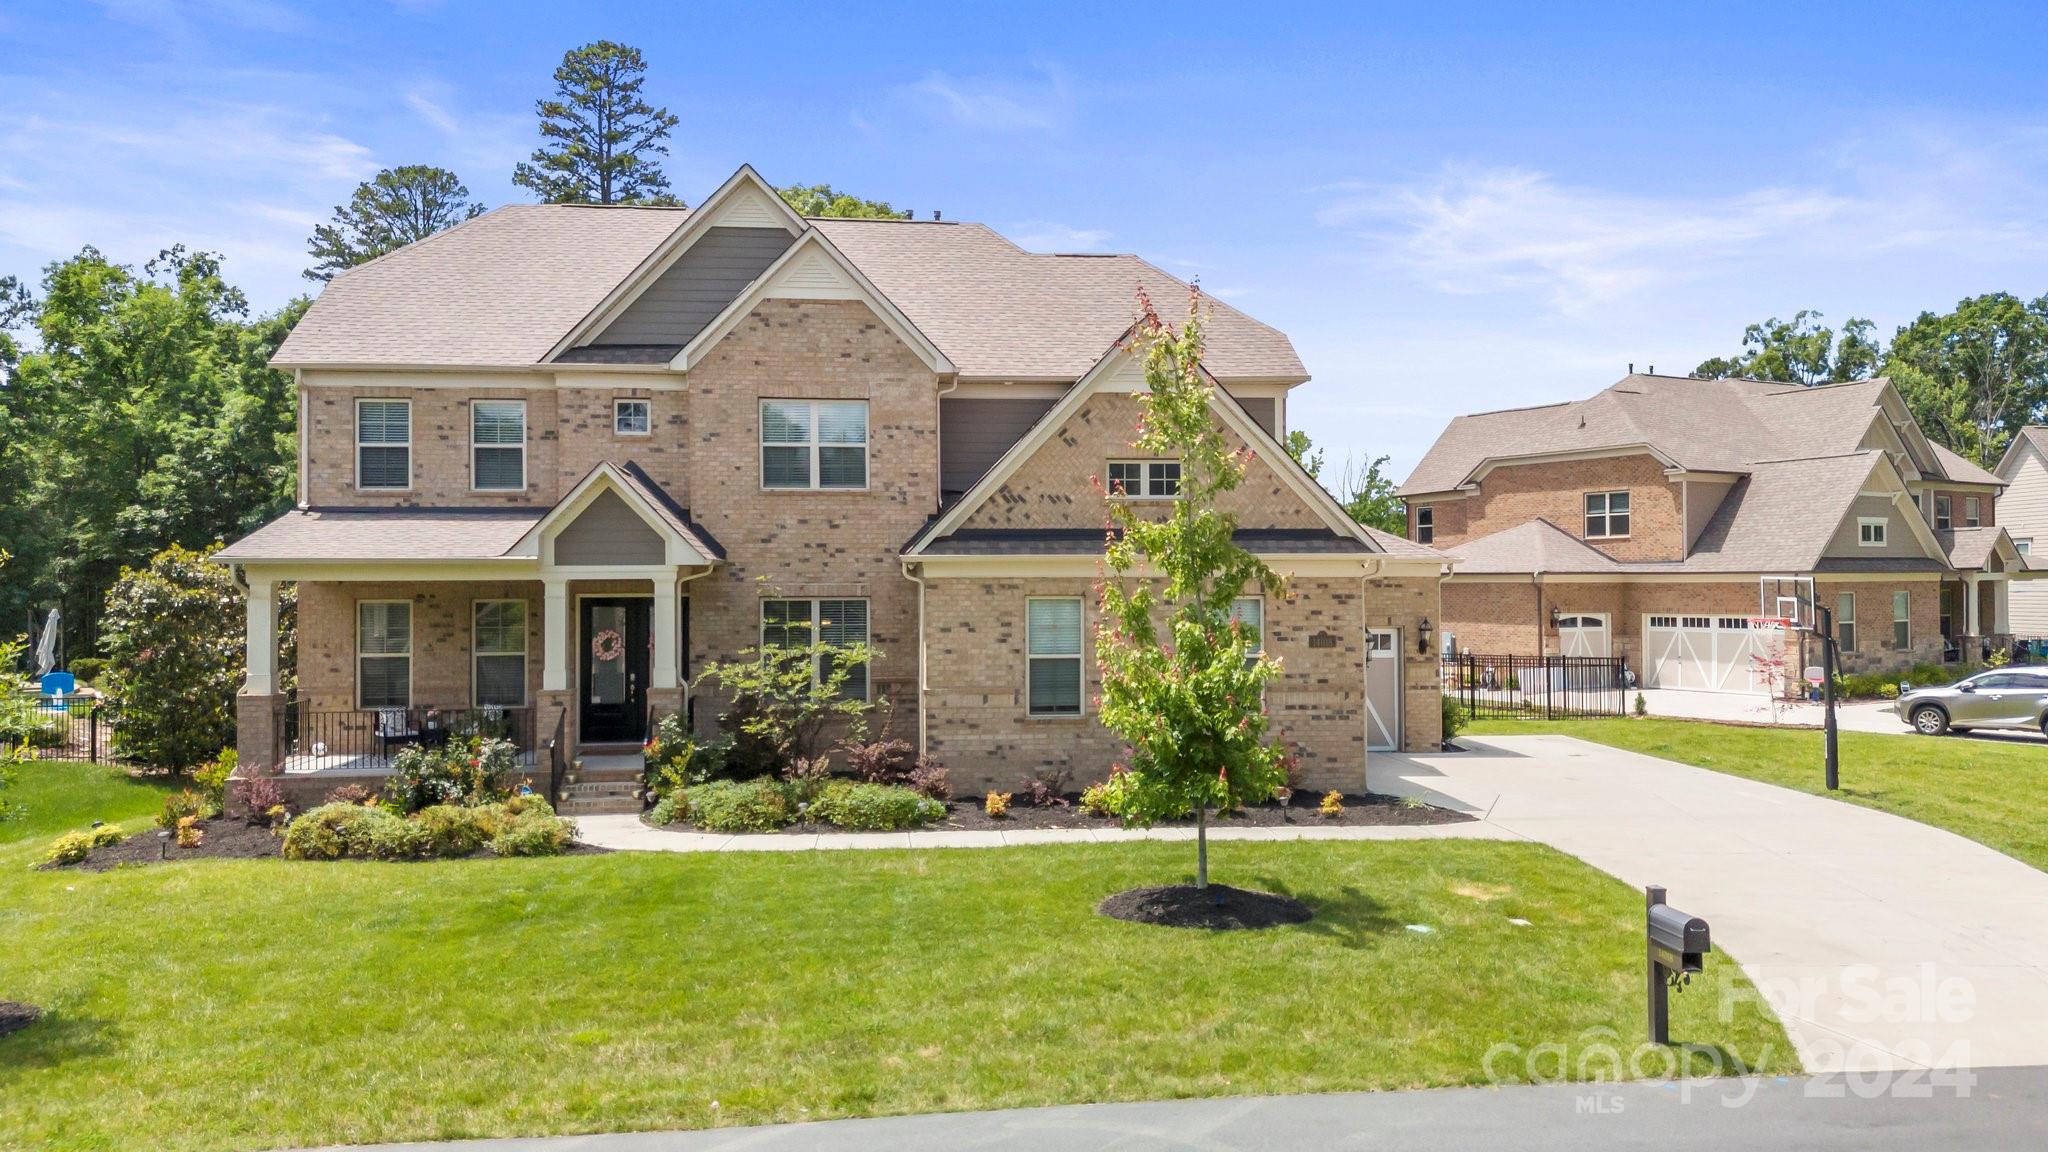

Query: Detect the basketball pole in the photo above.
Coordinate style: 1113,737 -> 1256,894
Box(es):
1815,605 -> 1840,791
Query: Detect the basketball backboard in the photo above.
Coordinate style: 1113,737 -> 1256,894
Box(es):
1758,575 -> 1816,632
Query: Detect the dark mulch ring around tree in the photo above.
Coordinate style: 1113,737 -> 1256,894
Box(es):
1098,884 -> 1315,931
38,817 -> 609,871
0,1001 -> 42,1038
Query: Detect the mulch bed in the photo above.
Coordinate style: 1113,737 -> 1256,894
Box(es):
39,817 -> 608,871
0,1001 -> 42,1038
654,789 -> 1470,837
1098,884 -> 1314,930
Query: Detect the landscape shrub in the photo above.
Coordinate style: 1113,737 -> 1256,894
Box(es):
1076,769 -> 1192,823
174,815 -> 204,848
1879,683 -> 1902,700
644,712 -> 723,796
1441,695 -> 1467,740
1318,791 -> 1345,818
487,807 -> 576,856
324,782 -> 379,806
983,791 -> 1011,819
384,736 -> 517,812
807,780 -> 944,830
192,748 -> 236,809
232,775 -> 288,820
696,636 -> 876,773
836,736 -> 913,785
157,789 -> 210,829
906,757 -> 951,801
413,804 -> 492,857
281,802 -> 410,860
1020,767 -> 1071,808
67,656 -> 106,686
1078,780 -> 1117,818
44,830 -> 98,865
647,794 -> 683,826
1634,692 -> 1648,717
680,779 -> 795,833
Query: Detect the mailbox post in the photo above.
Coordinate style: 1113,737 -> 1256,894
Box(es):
1645,885 -> 1711,1046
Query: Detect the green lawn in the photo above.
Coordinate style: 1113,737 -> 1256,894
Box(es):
1,758 -> 174,845
0,819 -> 1792,1152
1471,717 -> 2048,872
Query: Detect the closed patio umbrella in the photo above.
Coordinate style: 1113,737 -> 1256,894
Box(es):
32,609 -> 59,677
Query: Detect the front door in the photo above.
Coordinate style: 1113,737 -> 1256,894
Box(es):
580,597 -> 650,744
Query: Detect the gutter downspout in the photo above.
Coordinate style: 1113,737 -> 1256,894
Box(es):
294,369 -> 308,509
932,376 -> 959,514
1358,558 -> 1383,775
901,559 -> 929,761
674,565 -> 715,718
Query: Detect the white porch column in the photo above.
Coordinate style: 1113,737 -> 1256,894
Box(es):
1965,573 -> 1982,637
243,577 -> 278,695
652,577 -> 680,691
542,577 -> 570,692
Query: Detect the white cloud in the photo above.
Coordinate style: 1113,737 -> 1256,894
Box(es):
1006,221 -> 1112,252
404,87 -> 460,135
900,66 -> 1072,133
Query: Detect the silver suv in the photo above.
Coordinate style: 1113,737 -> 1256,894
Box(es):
1895,667 -> 2048,736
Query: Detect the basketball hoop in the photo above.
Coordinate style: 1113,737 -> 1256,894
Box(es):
1746,616 -> 1798,631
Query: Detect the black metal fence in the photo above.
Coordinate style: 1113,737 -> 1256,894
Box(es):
1441,653 -> 1632,720
7,694 -> 120,762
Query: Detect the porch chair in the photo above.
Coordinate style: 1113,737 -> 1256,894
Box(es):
374,708 -> 419,758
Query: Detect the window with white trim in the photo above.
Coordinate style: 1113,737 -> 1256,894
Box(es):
1584,490 -> 1630,538
1892,590 -> 1910,650
1026,597 -> 1084,716
761,598 -> 869,700
761,400 -> 868,489
1935,494 -> 1952,530
1415,505 -> 1434,544
1836,592 -> 1857,653
1107,459 -> 1181,498
473,600 -> 527,707
356,399 -> 410,490
2017,538 -> 2033,557
1966,496 -> 1980,527
1858,517 -> 1888,547
614,398 -> 651,436
1230,597 -> 1264,670
471,400 -> 526,491
357,601 -> 411,709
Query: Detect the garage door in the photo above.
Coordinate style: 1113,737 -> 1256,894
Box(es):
1642,614 -> 1782,691
1557,614 -> 1611,657
1367,628 -> 1401,751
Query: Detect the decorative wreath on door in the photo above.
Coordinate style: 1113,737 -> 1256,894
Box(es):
591,628 -> 625,663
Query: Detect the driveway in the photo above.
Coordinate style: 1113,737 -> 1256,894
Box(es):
1376,735 -> 2048,1073
1636,687 -> 2048,743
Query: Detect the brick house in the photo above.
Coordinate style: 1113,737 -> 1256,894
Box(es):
1400,373 -> 2030,688
218,166 -> 1445,810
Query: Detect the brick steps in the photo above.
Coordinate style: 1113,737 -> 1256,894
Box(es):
557,752 -> 646,816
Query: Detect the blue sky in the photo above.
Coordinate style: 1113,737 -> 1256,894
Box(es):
4,1 -> 2047,482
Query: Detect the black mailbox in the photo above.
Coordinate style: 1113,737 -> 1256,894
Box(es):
1648,904 -> 1711,975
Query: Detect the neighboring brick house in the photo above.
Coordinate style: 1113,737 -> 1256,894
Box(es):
1400,373 -> 2031,687
218,165 -> 1445,810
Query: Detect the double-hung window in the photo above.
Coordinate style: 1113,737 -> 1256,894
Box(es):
472,400 -> 526,491
614,398 -> 651,436
1107,460 -> 1181,498
1026,597 -> 1084,716
1892,590 -> 1910,650
1584,491 -> 1630,538
1966,496 -> 1981,527
357,601 -> 412,709
1230,597 -> 1264,670
761,400 -> 868,489
356,399 -> 410,490
1836,592 -> 1857,653
1414,505 -> 1434,544
473,600 -> 527,707
761,598 -> 869,700
1935,495 -> 1952,530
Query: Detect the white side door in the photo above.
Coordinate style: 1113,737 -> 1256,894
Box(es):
1557,614 -> 1611,658
1366,628 -> 1401,751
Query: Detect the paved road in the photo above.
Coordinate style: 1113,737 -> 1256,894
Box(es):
312,1069 -> 2048,1151
1377,735 -> 2048,1072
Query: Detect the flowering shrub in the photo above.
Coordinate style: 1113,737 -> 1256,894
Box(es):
384,736 -> 517,812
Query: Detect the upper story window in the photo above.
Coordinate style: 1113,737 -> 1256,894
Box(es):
1584,491 -> 1630,539
761,400 -> 868,490
614,399 -> 651,436
2018,538 -> 2033,557
1858,517 -> 1888,547
1935,494 -> 1952,530
1107,460 -> 1181,499
356,399 -> 410,490
471,400 -> 527,491
1415,505 -> 1435,544
1966,496 -> 1981,527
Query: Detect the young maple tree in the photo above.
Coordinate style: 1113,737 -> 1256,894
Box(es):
1095,288 -> 1288,889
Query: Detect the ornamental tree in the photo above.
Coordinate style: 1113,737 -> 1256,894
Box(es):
1095,288 -> 1287,889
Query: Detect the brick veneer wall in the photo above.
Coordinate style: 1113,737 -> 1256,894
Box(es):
958,392 -> 1328,532
1414,454 -> 1683,560
923,574 -> 1440,795
293,580 -> 546,714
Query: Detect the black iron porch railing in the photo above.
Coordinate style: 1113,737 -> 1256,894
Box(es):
278,704 -> 538,771
1441,653 -> 1631,720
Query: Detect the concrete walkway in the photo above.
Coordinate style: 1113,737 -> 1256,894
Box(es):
1637,687 -> 2048,742
575,813 -> 1518,853
1375,735 -> 2048,1073
302,1067 -> 2048,1151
